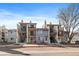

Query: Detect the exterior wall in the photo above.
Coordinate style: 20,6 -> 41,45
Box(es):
53,26 -> 59,42
17,20 -> 37,44
0,32 -> 2,42
71,33 -> 79,43
36,29 -> 49,44
28,23 -> 36,43
47,24 -> 59,43
4,31 -> 8,42
0,26 -> 8,42
0,21 -> 79,44
36,29 -> 44,43
7,30 -> 17,43
17,23 -> 27,43
58,26 -> 64,43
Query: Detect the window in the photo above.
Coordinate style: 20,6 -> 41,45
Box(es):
39,37 -> 40,40
30,31 -> 34,35
58,31 -> 63,36
11,38 -> 14,40
2,32 -> 4,34
46,37 -> 47,41
50,28 -> 54,32
23,33 -> 24,35
21,26 -> 26,31
8,31 -> 12,34
2,32 -> 5,37
30,24 -> 35,28
11,31 -> 12,34
22,33 -> 26,36
2,38 -> 4,40
2,35 -> 5,36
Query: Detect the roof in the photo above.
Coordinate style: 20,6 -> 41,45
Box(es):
19,21 -> 37,25
8,29 -> 17,31
37,28 -> 48,31
47,24 -> 61,26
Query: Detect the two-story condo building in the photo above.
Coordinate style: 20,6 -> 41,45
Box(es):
7,29 -> 17,43
0,26 -> 17,43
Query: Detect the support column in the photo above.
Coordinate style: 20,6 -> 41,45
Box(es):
16,24 -> 19,44
56,26 -> 59,43
26,24 -> 29,43
48,27 -> 50,44
35,24 -> 37,44
57,27 -> 58,41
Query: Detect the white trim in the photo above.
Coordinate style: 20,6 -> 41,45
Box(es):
48,27 -> 50,44
26,24 -> 28,43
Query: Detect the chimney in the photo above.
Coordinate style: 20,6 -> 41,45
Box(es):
21,20 -> 23,23
44,20 -> 47,28
30,20 -> 32,23
50,21 -> 52,25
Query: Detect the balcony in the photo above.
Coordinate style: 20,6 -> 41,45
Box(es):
28,31 -> 36,36
28,28 -> 36,31
28,24 -> 36,28
58,27 -> 64,31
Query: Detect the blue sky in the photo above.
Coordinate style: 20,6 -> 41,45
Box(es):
0,3 -> 70,29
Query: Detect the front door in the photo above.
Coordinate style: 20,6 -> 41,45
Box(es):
20,38 -> 25,43
50,37 -> 57,43
20,33 -> 26,43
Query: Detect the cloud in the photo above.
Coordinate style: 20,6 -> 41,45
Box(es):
0,9 -> 59,29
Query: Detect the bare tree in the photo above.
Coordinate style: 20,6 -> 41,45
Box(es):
58,4 -> 79,44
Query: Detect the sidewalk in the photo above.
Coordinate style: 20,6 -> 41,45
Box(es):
0,43 -> 79,48
0,44 -> 52,48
